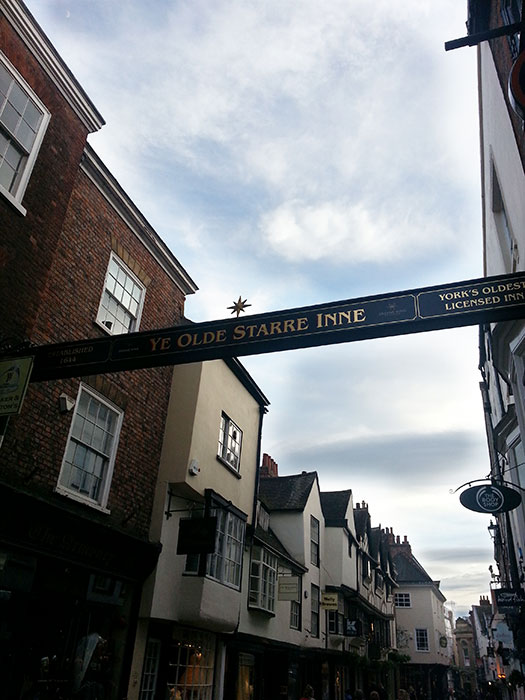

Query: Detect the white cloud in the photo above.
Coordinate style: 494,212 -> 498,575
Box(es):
259,198 -> 457,264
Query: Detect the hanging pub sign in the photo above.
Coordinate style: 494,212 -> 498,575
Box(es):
176,516 -> 217,555
459,483 -> 522,514
278,576 -> 300,601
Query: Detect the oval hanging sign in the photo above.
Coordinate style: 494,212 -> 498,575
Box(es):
509,51 -> 525,120
460,483 -> 522,514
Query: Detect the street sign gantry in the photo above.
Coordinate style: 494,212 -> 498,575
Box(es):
8,271 -> 525,383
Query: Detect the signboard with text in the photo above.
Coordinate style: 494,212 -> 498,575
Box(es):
495,588 -> 525,614
459,483 -> 522,514
0,357 -> 34,415
8,272 -> 525,383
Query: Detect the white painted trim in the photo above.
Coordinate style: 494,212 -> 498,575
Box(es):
57,383 -> 124,510
80,145 -> 198,296
2,0 -> 104,132
96,251 -> 146,334
0,50 -> 50,206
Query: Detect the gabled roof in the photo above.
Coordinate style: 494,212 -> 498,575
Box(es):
259,472 -> 317,511
253,525 -> 307,572
391,552 -> 434,584
320,490 -> 352,525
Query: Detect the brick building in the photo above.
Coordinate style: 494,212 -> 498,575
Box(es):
0,1 -> 197,698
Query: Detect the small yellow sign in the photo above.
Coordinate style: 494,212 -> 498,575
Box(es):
0,357 -> 34,416
321,592 -> 339,610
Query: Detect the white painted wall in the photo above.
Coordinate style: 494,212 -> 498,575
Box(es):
395,585 -> 449,667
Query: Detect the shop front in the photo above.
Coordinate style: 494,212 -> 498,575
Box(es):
0,485 -> 160,699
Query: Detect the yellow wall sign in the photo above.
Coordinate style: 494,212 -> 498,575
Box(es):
321,592 -> 339,610
0,357 -> 34,416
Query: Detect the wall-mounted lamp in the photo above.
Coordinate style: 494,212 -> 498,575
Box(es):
488,520 -> 498,541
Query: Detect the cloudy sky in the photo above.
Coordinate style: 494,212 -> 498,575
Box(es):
28,0 -> 496,616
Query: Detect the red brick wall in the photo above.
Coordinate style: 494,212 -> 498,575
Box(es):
0,16 -> 90,343
1,164 -> 187,538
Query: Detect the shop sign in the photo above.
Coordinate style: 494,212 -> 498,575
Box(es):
278,576 -> 300,600
345,619 -> 361,637
176,517 -> 217,555
495,588 -> 525,615
321,592 -> 339,610
0,356 -> 33,416
459,483 -> 522,514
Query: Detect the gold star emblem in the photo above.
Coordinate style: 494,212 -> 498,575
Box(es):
228,296 -> 252,317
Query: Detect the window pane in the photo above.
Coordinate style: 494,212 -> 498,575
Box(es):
1,101 -> 20,133
23,100 -> 42,131
8,82 -> 26,114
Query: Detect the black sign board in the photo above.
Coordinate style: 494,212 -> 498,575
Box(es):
459,484 -> 522,514
12,271 -> 525,382
176,516 -> 217,555
345,619 -> 361,637
495,588 -> 525,614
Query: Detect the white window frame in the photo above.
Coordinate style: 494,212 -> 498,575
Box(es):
310,515 -> 320,566
217,412 -> 243,472
290,599 -> 301,630
311,583 -> 320,638
207,508 -> 244,588
394,592 -> 412,608
0,52 -> 50,215
185,507 -> 245,590
249,545 -> 278,613
96,252 -> 145,335
56,384 -> 123,510
415,628 -> 429,652
139,638 -> 161,700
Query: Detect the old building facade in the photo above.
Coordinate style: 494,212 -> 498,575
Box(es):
0,2 -> 197,697
465,0 -> 525,672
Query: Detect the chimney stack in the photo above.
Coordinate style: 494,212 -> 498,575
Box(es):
260,453 -> 279,478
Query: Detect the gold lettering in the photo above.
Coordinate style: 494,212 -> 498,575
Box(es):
216,329 -> 226,342
150,337 -> 171,352
297,317 -> 308,331
354,308 -> 366,322
256,324 -> 269,337
233,325 -> 246,340
283,319 -> 295,333
270,321 -> 282,334
176,333 -> 192,348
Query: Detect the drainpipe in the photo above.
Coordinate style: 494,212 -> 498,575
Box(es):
251,404 -> 267,528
